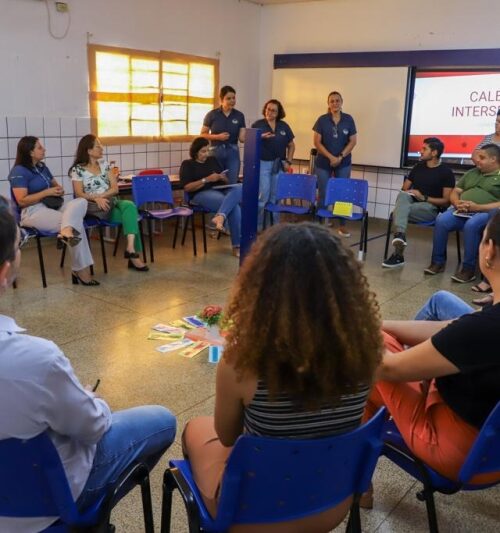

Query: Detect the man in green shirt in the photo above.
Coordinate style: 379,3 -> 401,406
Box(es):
424,144 -> 500,283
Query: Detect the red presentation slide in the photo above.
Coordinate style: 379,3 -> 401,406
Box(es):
408,70 -> 500,159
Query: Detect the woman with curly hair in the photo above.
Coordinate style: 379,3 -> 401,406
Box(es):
182,222 -> 383,532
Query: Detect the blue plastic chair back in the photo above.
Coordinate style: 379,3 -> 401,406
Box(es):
275,173 -> 317,204
0,432 -> 83,525
171,407 -> 386,531
459,401 -> 500,484
324,178 -> 368,211
132,174 -> 174,209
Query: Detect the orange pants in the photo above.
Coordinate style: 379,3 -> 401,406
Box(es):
367,332 -> 499,484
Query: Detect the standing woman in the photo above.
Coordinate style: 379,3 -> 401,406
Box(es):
70,134 -> 148,272
200,85 -> 246,185
313,91 -> 357,237
252,99 -> 295,229
8,136 -> 98,286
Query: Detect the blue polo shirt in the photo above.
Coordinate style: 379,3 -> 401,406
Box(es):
313,112 -> 357,170
203,107 -> 246,146
251,119 -> 295,161
8,163 -> 53,194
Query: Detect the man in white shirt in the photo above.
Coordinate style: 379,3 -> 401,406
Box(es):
0,196 -> 176,532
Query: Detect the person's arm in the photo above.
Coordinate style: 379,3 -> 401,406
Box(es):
340,134 -> 357,159
286,139 -> 295,163
200,125 -> 229,142
428,186 -> 453,207
41,347 -> 112,445
376,339 -> 460,382
238,127 -> 246,144
401,178 -> 413,191
183,172 -> 224,193
466,200 -> 500,213
313,131 -> 340,167
213,357 -> 245,447
12,186 -> 62,208
382,319 -> 452,346
449,187 -> 463,208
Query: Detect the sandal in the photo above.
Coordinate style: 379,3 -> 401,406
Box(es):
57,234 -> 82,249
472,294 -> 494,306
212,214 -> 226,232
471,282 -> 492,293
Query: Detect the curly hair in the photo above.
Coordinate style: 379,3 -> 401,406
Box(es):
223,222 -> 382,409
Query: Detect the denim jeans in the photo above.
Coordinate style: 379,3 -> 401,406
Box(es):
315,165 -> 351,225
414,290 -> 473,321
258,160 -> 280,229
76,406 -> 176,512
192,184 -> 242,247
212,144 -> 240,184
431,208 -> 490,270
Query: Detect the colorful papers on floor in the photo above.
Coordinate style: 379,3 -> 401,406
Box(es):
208,345 -> 223,364
180,341 -> 211,358
156,338 -> 193,353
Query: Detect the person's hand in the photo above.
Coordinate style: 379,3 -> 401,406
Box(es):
94,197 -> 110,210
46,186 -> 64,197
411,189 -> 425,201
217,132 -> 230,141
207,173 -> 221,183
282,161 -> 291,172
465,201 -> 481,213
217,173 -> 229,183
261,131 -> 275,139
329,155 -> 341,167
109,166 -> 120,179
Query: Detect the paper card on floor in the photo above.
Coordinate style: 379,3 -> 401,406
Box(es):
156,339 -> 194,353
169,319 -> 195,330
208,345 -> 224,364
180,341 -> 210,358
148,331 -> 184,341
183,315 -> 206,328
152,323 -> 185,335
332,201 -> 353,217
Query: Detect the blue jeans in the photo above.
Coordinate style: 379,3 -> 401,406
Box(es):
76,406 -> 176,512
315,164 -> 351,225
414,290 -> 473,321
212,144 -> 240,184
258,160 -> 280,229
431,209 -> 490,270
192,184 -> 242,247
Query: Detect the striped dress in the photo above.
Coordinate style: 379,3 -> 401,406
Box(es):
243,381 -> 370,439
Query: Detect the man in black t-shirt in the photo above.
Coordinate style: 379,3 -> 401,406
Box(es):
382,137 -> 455,268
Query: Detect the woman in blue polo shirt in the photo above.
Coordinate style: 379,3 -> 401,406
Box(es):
313,91 -> 357,237
201,85 -> 246,185
9,136 -> 98,286
252,99 -> 295,230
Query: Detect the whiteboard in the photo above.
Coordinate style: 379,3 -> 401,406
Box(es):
272,67 -> 409,167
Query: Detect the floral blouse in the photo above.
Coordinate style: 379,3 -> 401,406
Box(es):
71,160 -> 111,195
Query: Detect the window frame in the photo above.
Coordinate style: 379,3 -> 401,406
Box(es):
88,44 -> 219,145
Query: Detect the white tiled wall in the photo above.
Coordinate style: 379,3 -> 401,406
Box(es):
0,115 -> 408,219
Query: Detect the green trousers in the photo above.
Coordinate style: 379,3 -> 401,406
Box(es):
110,199 -> 142,252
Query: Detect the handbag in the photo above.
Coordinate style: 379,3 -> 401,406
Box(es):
41,196 -> 64,210
86,197 -> 116,220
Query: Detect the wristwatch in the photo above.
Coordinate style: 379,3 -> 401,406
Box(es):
339,152 -> 344,158
201,178 -> 207,184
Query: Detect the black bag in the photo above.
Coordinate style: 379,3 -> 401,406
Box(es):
41,196 -> 64,210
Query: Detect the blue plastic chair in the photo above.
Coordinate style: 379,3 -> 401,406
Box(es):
382,401 -> 500,533
132,174 -> 195,262
180,191 -> 221,254
0,431 -> 154,532
316,178 -> 369,261
161,407 -> 386,533
263,173 -> 317,228
9,189 -> 67,288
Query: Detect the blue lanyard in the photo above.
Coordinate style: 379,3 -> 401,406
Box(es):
33,165 -> 52,187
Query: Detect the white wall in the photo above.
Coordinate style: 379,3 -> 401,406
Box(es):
258,0 -> 500,105
0,0 -> 261,117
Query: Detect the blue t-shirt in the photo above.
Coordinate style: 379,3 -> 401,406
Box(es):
251,119 -> 295,161
203,107 -> 246,146
8,163 -> 54,194
313,112 -> 357,170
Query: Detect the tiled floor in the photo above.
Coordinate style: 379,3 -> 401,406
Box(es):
1,219 -> 498,532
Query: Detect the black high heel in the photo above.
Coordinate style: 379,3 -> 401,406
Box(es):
57,234 -> 82,249
128,259 -> 149,272
124,250 -> 140,259
71,272 -> 100,286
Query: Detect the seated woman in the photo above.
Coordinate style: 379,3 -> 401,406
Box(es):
8,136 -> 98,286
180,137 -> 242,257
70,134 -> 148,272
368,210 -> 500,489
183,223 -> 383,532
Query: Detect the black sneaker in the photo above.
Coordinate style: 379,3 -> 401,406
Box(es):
382,253 -> 405,268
